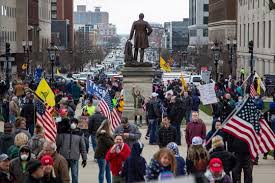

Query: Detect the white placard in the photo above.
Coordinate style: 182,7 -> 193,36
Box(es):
201,71 -> 211,84
198,83 -> 218,105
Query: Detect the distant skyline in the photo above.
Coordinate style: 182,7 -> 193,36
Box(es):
74,0 -> 189,34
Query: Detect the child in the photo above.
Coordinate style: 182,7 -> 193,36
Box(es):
145,148 -> 176,181
204,158 -> 232,183
158,116 -> 176,148
167,142 -> 186,177
121,141 -> 146,183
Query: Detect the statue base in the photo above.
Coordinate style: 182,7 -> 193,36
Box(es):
122,66 -> 154,120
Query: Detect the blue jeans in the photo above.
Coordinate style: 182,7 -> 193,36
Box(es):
97,158 -> 111,183
149,119 -> 157,144
91,134 -> 97,154
172,123 -> 181,145
185,111 -> 191,123
67,159 -> 79,183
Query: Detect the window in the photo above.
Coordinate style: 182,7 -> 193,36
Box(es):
240,24 -> 242,46
257,22 -> 259,48
203,16 -> 208,24
269,21 -> 271,48
190,30 -> 197,37
263,21 -> 265,48
203,4 -> 208,11
203,29 -> 208,37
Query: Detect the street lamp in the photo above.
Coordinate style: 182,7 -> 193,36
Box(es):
22,40 -> 32,76
47,42 -> 58,85
226,39 -> 237,76
211,42 -> 221,82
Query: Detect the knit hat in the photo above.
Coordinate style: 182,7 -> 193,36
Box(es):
211,135 -> 224,149
166,142 -> 180,157
4,123 -> 13,134
27,159 -> 42,174
14,132 -> 29,147
192,136 -> 203,146
41,155 -> 54,166
209,158 -> 223,173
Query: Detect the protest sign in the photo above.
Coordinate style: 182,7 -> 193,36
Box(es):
198,83 -> 217,105
86,80 -> 106,99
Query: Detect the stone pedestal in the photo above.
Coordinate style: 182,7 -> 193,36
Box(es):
122,67 -> 154,120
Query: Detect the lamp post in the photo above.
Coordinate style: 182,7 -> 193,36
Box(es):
22,40 -> 32,76
47,42 -> 58,85
226,39 -> 237,77
211,42 -> 221,82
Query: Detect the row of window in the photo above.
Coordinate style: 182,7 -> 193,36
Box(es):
239,0 -> 266,8
0,31 -> 16,42
240,21 -> 272,49
0,5 -> 16,18
190,29 -> 208,37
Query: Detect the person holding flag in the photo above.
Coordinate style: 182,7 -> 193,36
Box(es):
160,57 -> 171,72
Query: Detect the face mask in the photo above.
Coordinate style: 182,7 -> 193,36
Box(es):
20,154 -> 29,161
70,123 -> 77,130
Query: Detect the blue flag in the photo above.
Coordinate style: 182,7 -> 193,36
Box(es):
34,68 -> 43,83
86,80 -> 106,99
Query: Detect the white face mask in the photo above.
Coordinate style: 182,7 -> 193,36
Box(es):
20,154 -> 29,161
70,123 -> 77,130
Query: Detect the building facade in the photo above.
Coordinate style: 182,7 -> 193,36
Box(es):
208,0 -> 237,77
74,6 -> 109,25
237,0 -> 275,77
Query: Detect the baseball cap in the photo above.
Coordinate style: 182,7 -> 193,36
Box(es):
209,158 -> 223,173
0,154 -> 10,161
41,155 -> 54,166
192,136 -> 203,146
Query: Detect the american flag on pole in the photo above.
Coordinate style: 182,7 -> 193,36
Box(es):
36,100 -> 57,142
222,97 -> 275,159
250,83 -> 257,97
98,92 -> 122,131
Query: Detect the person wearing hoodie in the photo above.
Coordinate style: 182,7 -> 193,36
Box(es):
7,132 -> 29,159
209,136 -> 236,176
204,158 -> 232,183
28,125 -> 46,156
205,119 -> 225,150
121,141 -> 146,183
166,142 -> 186,177
10,145 -> 33,183
0,123 -> 14,154
95,119 -> 114,183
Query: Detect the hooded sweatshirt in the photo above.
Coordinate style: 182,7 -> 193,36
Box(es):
167,142 -> 186,176
122,142 -> 146,183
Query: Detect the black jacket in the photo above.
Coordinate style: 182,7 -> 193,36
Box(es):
41,174 -> 62,183
94,131 -> 114,159
23,174 -> 43,183
146,99 -> 161,119
158,126 -> 176,148
0,134 -> 14,154
20,102 -> 35,128
168,99 -> 185,124
182,96 -> 193,111
210,146 -> 236,175
0,171 -> 16,183
88,112 -> 106,135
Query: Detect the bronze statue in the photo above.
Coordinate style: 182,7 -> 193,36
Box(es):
129,13 -> 153,63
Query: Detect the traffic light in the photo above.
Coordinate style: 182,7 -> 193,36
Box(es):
248,40 -> 253,53
5,43 -> 10,54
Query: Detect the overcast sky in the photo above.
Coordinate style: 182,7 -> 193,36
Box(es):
74,0 -> 189,34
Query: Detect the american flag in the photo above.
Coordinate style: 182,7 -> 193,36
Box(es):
98,92 -> 122,131
222,97 -> 275,159
36,100 -> 57,142
250,83 -> 257,97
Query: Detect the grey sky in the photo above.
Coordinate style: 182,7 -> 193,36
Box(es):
74,0 -> 189,34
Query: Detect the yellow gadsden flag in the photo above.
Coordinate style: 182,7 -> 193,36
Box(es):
180,72 -> 188,91
160,57 -> 171,72
35,78 -> 56,107
56,68 -> 61,75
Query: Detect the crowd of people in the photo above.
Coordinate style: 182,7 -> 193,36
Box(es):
0,72 -> 275,183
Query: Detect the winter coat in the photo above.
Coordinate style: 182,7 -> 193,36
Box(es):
113,123 -> 141,148
56,131 -> 87,161
175,156 -> 186,177
192,95 -> 201,111
204,170 -> 232,183
0,133 -> 14,154
121,142 -> 146,183
71,84 -> 81,100
168,99 -> 185,125
105,143 -> 131,176
7,145 -> 19,159
28,135 -> 45,156
158,126 -> 176,148
94,131 -> 114,159
209,147 -> 236,175
145,159 -> 173,181
182,96 -> 193,111
0,171 -> 16,183
185,119 -> 206,146
51,152 -> 70,183
20,102 -> 35,129
41,173 -> 62,183
22,174 -> 43,183
146,99 -> 161,119
88,112 -> 106,135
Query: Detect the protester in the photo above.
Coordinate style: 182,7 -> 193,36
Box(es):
121,142 -> 146,183
83,99 -> 96,116
23,159 -> 44,183
0,123 -> 14,154
0,154 -> 15,183
204,158 -> 232,183
56,118 -> 87,183
182,91 -> 193,123
113,117 -> 141,148
132,86 -> 145,126
158,116 -> 176,148
205,119 -> 225,150
28,125 -> 45,156
145,148 -> 176,181
105,134 -> 131,183
40,155 -> 61,183
95,120 -> 114,183
10,145 -> 32,183
20,92 -> 35,135
166,142 -> 186,176
7,132 -> 29,159
185,111 -> 206,147
13,117 -> 31,138
9,96 -> 20,123
71,81 -> 81,105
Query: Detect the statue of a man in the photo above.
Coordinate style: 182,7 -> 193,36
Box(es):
129,13 -> 153,62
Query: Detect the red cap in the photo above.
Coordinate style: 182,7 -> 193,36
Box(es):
41,155 -> 54,166
59,108 -> 68,116
209,158 -> 223,173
